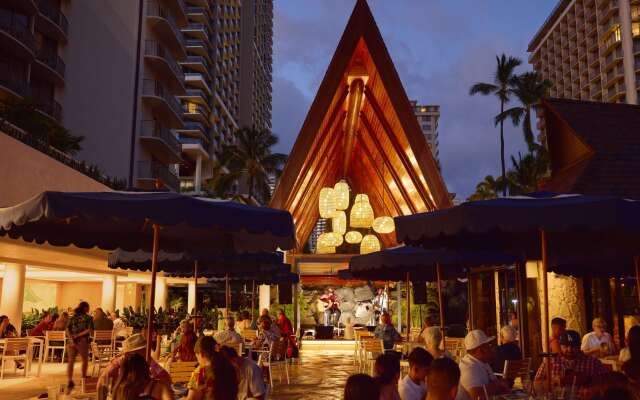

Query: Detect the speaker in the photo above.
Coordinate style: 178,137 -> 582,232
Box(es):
412,281 -> 427,304
278,283 -> 293,304
315,325 -> 334,339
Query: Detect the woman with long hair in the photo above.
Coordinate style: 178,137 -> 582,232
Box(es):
66,302 -> 93,393
186,336 -> 238,400
622,325 -> 640,383
111,353 -> 173,400
173,320 -> 197,361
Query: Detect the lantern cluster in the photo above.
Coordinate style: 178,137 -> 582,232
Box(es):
316,180 -> 395,254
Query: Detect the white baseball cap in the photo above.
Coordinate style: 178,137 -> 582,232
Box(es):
464,329 -> 495,351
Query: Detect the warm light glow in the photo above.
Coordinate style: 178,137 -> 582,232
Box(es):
316,245 -> 336,254
318,232 -> 343,248
350,194 -> 374,228
372,216 -> 395,234
345,231 -> 363,244
332,211 -> 347,235
187,102 -> 198,113
360,234 -> 381,254
319,187 -> 338,218
334,181 -> 350,210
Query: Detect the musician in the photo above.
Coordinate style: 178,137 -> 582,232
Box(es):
320,288 -> 341,327
371,287 -> 389,325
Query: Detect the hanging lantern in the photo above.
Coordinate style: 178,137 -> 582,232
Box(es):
360,234 -> 381,254
316,245 -> 335,254
319,187 -> 338,218
334,181 -> 350,211
350,193 -> 374,228
332,211 -> 347,235
345,231 -> 363,244
372,216 -> 395,234
318,232 -> 343,247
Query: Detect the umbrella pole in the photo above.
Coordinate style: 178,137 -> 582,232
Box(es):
225,273 -> 230,317
467,272 -> 474,330
635,256 -> 640,307
251,280 -> 256,320
541,229 -> 551,391
193,261 -> 198,331
146,223 -> 160,362
436,262 -> 446,350
406,272 -> 411,342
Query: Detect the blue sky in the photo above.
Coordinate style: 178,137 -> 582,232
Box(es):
271,0 -> 558,199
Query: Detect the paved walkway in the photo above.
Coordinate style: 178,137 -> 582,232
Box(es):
0,351 -> 358,399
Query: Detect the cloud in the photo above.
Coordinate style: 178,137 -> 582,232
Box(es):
271,76 -> 310,154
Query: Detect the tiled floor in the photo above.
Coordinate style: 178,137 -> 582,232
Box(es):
0,350 -> 358,399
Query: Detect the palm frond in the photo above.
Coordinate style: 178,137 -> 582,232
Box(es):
469,82 -> 498,96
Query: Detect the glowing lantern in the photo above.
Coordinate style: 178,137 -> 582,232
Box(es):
345,231 -> 363,244
332,211 -> 347,235
319,187 -> 338,218
318,232 -> 343,248
360,234 -> 381,254
350,194 -> 374,228
334,181 -> 350,210
316,245 -> 335,254
372,216 -> 395,234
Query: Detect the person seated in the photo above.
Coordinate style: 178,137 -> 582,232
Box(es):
187,336 -> 238,400
111,352 -> 173,400
374,353 -> 401,400
427,357 -> 461,400
423,327 -> 451,360
173,320 -> 197,362
251,309 -> 270,330
459,329 -> 509,400
344,373 -> 380,400
374,312 -> 402,352
398,347 -> 433,400
549,317 -> 567,354
110,311 -> 128,339
621,325 -> 640,383
97,334 -> 171,390
214,316 -> 243,347
31,311 -> 53,336
419,313 -> 439,342
0,315 -> 17,338
93,308 -> 114,331
220,345 -> 266,400
491,325 -> 522,378
236,311 -> 253,333
535,330 -> 607,399
253,315 -> 280,350
53,312 -> 69,331
582,318 -> 614,358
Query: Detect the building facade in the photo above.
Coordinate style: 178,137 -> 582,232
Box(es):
528,0 -> 640,105
410,101 -> 440,166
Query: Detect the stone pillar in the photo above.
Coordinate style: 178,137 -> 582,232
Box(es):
619,0 -> 638,104
154,276 -> 168,311
101,274 -> 117,314
547,273 -> 587,335
195,155 -> 202,193
259,284 -> 270,314
0,263 -> 26,333
187,281 -> 196,314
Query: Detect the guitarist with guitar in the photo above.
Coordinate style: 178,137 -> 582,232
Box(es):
320,287 -> 341,327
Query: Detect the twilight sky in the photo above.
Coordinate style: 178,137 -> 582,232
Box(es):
271,0 -> 558,200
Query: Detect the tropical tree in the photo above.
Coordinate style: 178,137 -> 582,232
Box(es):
496,71 -> 552,149
506,150 -> 549,195
469,54 -> 522,195
216,127 -> 287,204
467,175 -> 504,201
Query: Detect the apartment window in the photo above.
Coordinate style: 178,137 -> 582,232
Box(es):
633,22 -> 640,37
187,102 -> 197,113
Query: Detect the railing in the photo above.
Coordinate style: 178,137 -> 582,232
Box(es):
185,88 -> 208,100
137,160 -> 179,191
184,55 -> 209,68
140,120 -> 182,155
183,103 -> 208,117
0,73 -> 30,97
146,0 -> 185,49
0,15 -> 36,52
184,22 -> 208,32
34,95 -> 62,121
144,40 -> 184,81
185,38 -> 205,47
141,79 -> 183,118
36,48 -> 66,77
186,6 -> 206,15
179,136 -> 206,147
37,0 -> 69,35
182,121 -> 209,137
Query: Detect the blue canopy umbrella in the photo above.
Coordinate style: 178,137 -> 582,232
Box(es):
0,191 -> 296,359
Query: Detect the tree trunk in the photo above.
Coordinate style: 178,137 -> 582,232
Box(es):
500,99 -> 506,196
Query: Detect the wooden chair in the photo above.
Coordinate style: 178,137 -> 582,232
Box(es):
93,330 -> 115,352
503,357 -> 532,390
262,338 -> 289,387
360,338 -> 384,375
90,342 -> 114,376
44,331 -> 66,363
0,338 -> 30,379
242,329 -> 258,341
167,361 -> 198,384
353,330 -> 373,366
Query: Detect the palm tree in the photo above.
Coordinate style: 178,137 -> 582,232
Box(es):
467,175 -> 504,201
470,54 -> 522,195
506,150 -> 549,195
496,71 -> 552,149
217,127 -> 287,204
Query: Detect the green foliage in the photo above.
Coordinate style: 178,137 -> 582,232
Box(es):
21,307 -> 59,334
200,307 -> 222,331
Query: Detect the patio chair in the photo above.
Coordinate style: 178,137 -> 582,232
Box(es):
262,338 -> 289,387
502,357 -> 532,391
167,360 -> 199,384
360,338 -> 384,375
90,342 -> 114,377
242,329 -> 258,342
0,338 -> 30,379
93,330 -> 115,353
44,331 -> 66,363
353,330 -> 373,366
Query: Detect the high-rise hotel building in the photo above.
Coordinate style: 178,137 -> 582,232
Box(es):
410,101 -> 440,167
528,0 -> 640,105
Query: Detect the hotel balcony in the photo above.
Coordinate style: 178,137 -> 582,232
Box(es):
0,73 -> 30,100
180,135 -> 209,160
34,95 -> 62,122
183,102 -> 209,125
175,121 -> 209,142
178,88 -> 210,109
141,79 -> 184,128
184,73 -> 212,95
33,47 -> 65,85
139,120 -> 182,163
607,81 -> 626,101
180,55 -> 210,74
137,160 -> 180,192
146,0 -> 186,59
166,0 -> 188,26
182,23 -> 209,41
186,6 -> 211,23
144,40 -> 185,94
5,0 -> 37,15
604,63 -> 624,86
185,38 -> 208,57
36,0 -> 68,43
0,17 -> 36,58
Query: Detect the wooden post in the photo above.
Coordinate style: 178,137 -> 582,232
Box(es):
406,272 -> 411,341
436,262 -> 446,350
541,229 -> 551,389
225,273 -> 230,317
515,262 -> 527,358
635,256 -> 640,307
145,223 -> 160,362
467,272 -> 474,330
193,261 -> 198,331
251,280 -> 256,319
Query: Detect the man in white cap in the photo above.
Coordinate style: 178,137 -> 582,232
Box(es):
458,329 -> 509,400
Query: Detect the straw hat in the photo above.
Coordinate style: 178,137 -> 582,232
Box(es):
123,334 -> 146,353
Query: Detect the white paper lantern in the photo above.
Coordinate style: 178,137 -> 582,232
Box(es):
332,211 -> 347,235
345,231 -> 363,244
350,193 -> 374,228
334,181 -> 350,211
318,232 -> 343,248
319,187 -> 338,218
372,216 -> 395,234
360,234 -> 381,254
316,245 -> 335,254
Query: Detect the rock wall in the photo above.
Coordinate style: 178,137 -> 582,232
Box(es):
538,272 -> 587,335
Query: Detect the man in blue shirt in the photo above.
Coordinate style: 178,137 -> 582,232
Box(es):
374,312 -> 402,351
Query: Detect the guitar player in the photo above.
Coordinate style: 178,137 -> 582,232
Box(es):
320,287 -> 341,327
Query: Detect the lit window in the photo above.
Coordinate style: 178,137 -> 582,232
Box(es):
187,102 -> 197,113
615,27 -> 622,42
633,22 -> 640,37
420,107 -> 427,112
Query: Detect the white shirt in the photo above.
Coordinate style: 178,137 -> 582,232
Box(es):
458,354 -> 496,400
398,375 -> 426,400
237,357 -> 266,400
581,331 -> 613,355
214,329 -> 244,346
112,318 -> 127,338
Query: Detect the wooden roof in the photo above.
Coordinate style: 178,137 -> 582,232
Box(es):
270,0 -> 451,251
